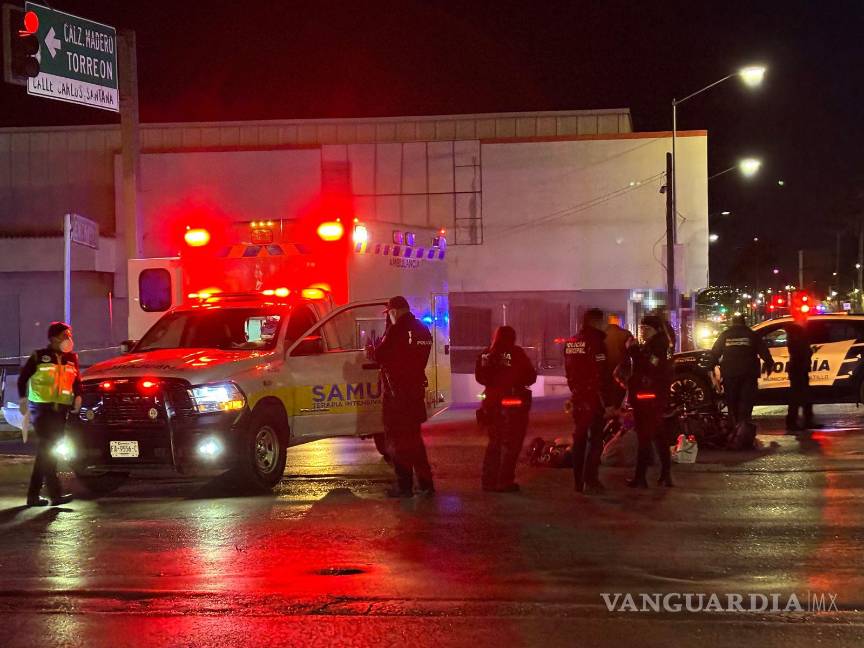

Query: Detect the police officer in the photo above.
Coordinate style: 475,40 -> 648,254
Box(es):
476,326 -> 537,493
785,320 -> 820,431
627,315 -> 674,488
565,308 -> 614,495
711,314 -> 773,428
18,322 -> 81,507
371,296 -> 435,498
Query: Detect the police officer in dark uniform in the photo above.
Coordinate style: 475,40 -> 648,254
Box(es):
711,314 -> 773,428
371,296 -> 435,498
627,315 -> 674,488
785,320 -> 820,431
564,308 -> 614,495
18,322 -> 80,506
476,325 -> 537,493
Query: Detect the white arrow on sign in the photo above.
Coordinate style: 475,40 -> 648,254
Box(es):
44,26 -> 61,58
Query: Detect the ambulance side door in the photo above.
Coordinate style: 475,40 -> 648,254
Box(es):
285,302 -> 388,441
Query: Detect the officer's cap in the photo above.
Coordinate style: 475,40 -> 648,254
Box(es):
47,321 -> 71,339
384,295 -> 410,312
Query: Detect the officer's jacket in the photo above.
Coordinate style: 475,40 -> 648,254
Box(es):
18,347 -> 82,405
564,327 -> 614,405
629,332 -> 673,404
785,323 -> 812,373
475,345 -> 537,407
372,312 -> 433,394
711,324 -> 773,378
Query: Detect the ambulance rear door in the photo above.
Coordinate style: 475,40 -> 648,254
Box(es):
127,258 -> 183,340
285,301 -> 389,442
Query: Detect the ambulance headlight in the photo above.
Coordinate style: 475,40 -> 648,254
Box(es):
189,383 -> 246,414
197,436 -> 223,458
52,437 -> 75,462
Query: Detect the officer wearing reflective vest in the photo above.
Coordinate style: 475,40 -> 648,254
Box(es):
17,322 -> 81,507
564,308 -> 615,495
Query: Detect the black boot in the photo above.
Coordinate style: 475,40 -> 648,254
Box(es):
657,471 -> 674,487
628,447 -> 650,488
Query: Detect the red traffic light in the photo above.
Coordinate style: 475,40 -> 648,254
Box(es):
21,10 -> 38,35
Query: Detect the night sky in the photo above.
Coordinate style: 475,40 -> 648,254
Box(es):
2,0 -> 862,293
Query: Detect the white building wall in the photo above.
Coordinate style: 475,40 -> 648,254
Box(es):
449,132 -> 708,295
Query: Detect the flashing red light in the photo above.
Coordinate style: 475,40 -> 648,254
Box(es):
769,304 -> 776,311
138,379 -> 158,394
100,381 -> 115,391
184,228 -> 211,247
776,297 -> 785,306
302,288 -> 325,300
22,10 -> 39,35
317,221 -> 344,241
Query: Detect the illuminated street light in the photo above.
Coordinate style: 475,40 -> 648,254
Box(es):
772,268 -> 780,275
709,233 -> 719,243
709,157 -> 763,181
739,65 -> 767,87
739,158 -> 762,177
720,210 -> 731,215
753,236 -> 760,242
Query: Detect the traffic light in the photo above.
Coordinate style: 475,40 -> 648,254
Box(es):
2,6 -> 40,85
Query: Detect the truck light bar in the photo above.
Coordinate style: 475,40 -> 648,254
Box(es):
317,221 -> 344,241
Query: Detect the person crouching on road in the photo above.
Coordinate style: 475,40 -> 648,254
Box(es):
476,326 -> 537,493
371,296 -> 435,498
565,308 -> 615,495
18,322 -> 81,507
711,314 -> 773,435
627,315 -> 674,489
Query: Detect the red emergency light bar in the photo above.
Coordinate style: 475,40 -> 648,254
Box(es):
184,228 -> 211,247
317,221 -> 344,241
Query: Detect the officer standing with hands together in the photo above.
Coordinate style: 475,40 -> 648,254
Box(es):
371,296 -> 436,498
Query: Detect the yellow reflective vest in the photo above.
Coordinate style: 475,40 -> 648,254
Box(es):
19,349 -> 81,406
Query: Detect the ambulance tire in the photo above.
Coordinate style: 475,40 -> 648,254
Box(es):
233,403 -> 289,492
74,470 -> 129,497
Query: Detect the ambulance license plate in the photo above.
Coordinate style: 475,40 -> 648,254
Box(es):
109,440 -> 139,458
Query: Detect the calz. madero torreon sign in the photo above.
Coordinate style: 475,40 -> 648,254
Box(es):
25,2 -> 118,112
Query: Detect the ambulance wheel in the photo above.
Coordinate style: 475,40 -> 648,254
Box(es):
234,404 -> 288,491
669,372 -> 712,410
74,470 -> 128,496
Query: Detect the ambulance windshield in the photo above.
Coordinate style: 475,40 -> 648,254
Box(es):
136,308 -> 284,352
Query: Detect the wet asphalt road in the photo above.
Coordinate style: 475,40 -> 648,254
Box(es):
1,403 -> 863,647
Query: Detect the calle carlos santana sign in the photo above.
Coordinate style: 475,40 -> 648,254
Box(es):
25,2 -> 118,112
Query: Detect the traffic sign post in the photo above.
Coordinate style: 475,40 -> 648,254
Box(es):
64,213 -> 99,324
24,2 -> 118,112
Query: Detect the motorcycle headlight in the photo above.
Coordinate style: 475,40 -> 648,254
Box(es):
189,383 -> 246,414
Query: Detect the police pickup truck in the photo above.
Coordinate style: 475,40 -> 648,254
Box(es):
671,314 -> 864,408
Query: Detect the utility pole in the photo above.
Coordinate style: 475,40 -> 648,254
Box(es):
798,250 -> 804,289
665,151 -> 677,345
117,29 -> 140,338
859,222 -> 864,309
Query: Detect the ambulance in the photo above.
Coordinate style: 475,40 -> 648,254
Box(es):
66,219 -> 450,493
671,314 -> 864,409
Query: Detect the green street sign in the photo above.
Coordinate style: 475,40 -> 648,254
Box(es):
25,2 -> 118,112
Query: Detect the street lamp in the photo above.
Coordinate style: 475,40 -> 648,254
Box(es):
708,157 -> 763,181
709,233 -> 719,243
670,65 -> 766,345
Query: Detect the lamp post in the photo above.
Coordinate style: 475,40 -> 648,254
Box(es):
669,65 -> 766,348
708,158 -> 763,181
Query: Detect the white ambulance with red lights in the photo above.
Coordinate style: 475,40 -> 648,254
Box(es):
67,220 -> 450,493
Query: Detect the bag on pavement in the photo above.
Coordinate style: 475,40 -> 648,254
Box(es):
601,417 -> 640,467
672,434 -> 698,463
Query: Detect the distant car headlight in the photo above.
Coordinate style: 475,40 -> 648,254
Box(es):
189,382 -> 246,414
